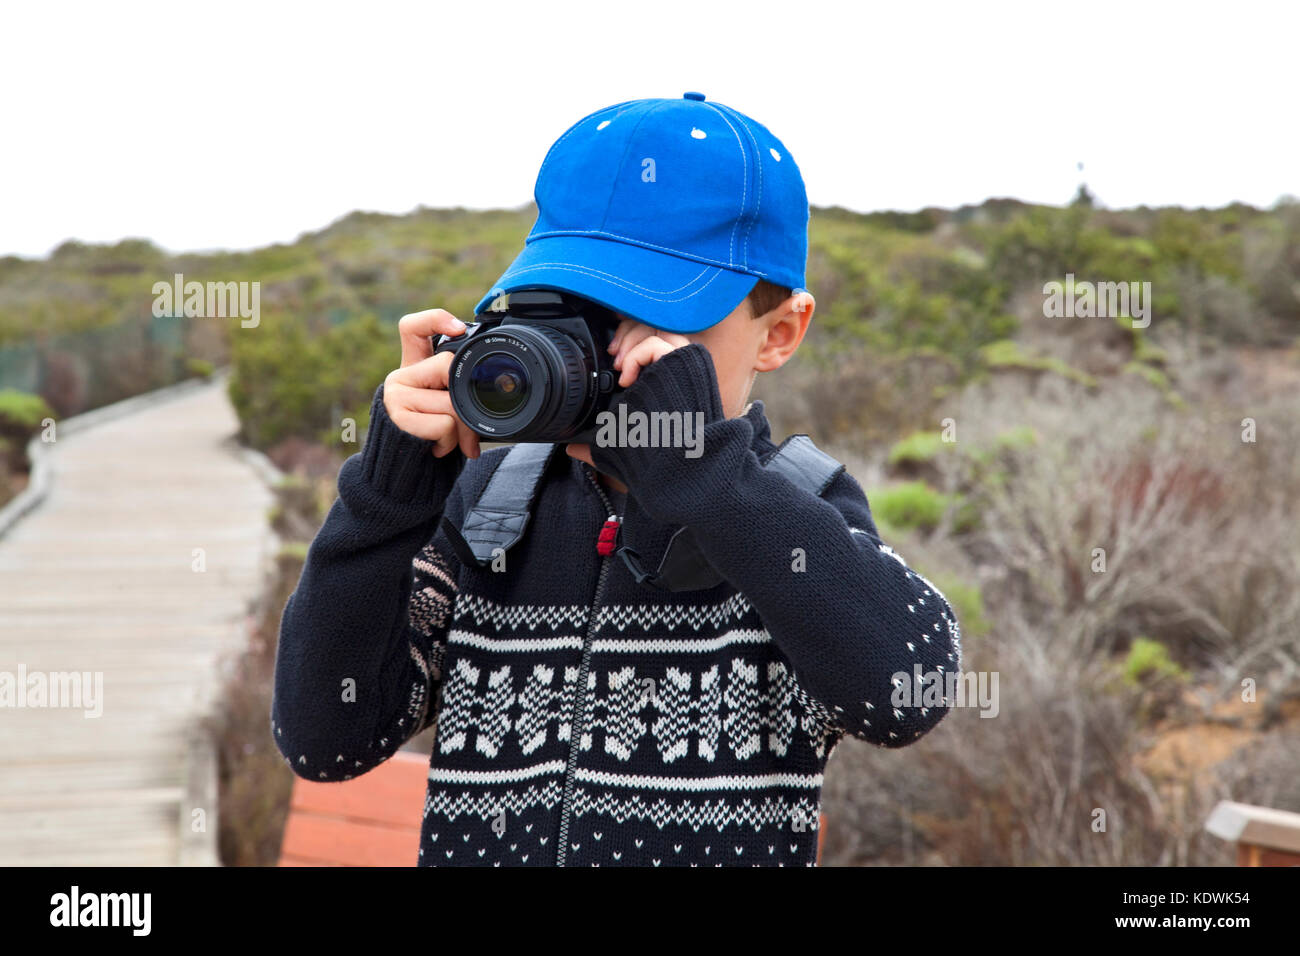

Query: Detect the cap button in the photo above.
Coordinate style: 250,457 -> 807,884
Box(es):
683,91 -> 706,101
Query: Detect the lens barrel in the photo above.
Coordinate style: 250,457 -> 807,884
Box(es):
447,323 -> 595,441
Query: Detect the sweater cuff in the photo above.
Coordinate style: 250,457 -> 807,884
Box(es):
590,344 -> 755,525
622,343 -> 726,424
589,344 -> 726,476
359,384 -> 463,503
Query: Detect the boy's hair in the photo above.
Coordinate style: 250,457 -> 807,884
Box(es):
745,279 -> 793,319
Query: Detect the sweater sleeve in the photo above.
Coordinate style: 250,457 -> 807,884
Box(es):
589,345 -> 963,749
271,384 -> 467,781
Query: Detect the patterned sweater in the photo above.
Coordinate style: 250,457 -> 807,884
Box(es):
271,344 -> 962,867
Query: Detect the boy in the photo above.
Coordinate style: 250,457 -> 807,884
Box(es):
271,92 -> 962,867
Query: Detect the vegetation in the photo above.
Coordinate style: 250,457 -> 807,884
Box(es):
1123,637 -> 1190,685
0,389 -> 53,502
978,338 -> 1098,387
2,197 -> 1296,447
887,430 -> 949,468
0,388 -> 53,427
869,480 -> 953,533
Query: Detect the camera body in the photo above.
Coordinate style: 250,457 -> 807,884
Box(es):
431,289 -> 623,444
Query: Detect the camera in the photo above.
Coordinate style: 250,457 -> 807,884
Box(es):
430,289 -> 623,443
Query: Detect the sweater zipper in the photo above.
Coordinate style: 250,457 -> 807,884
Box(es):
555,467 -> 618,867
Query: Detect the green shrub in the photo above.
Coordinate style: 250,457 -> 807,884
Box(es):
979,339 -> 1098,387
869,481 -> 951,533
0,389 -> 54,430
887,430 -> 949,467
992,425 -> 1038,451
0,390 -> 55,487
228,311 -> 393,451
186,357 -> 216,379
1122,637 -> 1189,685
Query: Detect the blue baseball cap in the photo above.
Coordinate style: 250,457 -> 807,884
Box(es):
473,92 -> 810,334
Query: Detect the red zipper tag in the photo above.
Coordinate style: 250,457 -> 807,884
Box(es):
596,515 -> 621,556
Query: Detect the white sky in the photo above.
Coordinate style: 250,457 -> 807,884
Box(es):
1,0 -> 1296,259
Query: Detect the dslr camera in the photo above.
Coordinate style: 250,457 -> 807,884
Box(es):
431,289 -> 623,444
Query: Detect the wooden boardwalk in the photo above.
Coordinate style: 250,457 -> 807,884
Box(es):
0,378 -> 275,865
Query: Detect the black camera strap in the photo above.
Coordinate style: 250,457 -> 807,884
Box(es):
441,442 -> 558,568
443,434 -> 844,592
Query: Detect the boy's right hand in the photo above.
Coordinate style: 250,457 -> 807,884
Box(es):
383,308 -> 481,460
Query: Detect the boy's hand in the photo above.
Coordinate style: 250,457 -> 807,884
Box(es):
383,308 -> 481,460
607,317 -> 693,388
565,317 -> 691,469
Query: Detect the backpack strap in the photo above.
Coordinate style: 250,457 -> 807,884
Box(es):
763,434 -> 845,497
618,434 -> 846,592
441,442 -> 558,567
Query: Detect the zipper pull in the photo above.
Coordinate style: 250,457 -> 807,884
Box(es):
596,514 -> 621,557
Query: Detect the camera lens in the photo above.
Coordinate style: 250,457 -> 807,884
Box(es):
468,352 -> 530,417
445,319 -> 611,441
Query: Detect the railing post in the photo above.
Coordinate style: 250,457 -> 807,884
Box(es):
1205,800 -> 1300,866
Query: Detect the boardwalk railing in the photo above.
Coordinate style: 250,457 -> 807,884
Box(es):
1205,800 -> 1300,866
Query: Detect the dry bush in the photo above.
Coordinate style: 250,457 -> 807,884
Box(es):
823,620 -> 1189,866
1214,729 -> 1300,821
821,345 -> 1300,866
753,346 -> 960,458
932,360 -> 1300,684
39,350 -> 90,416
1008,280 -> 1136,378
202,496 -> 304,866
823,515 -> 1299,866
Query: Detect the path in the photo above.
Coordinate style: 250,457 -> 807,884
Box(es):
0,378 -> 275,865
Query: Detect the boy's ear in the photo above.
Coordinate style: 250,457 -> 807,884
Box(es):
754,292 -> 815,372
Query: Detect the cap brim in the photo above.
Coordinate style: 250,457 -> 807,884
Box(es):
472,235 -> 759,334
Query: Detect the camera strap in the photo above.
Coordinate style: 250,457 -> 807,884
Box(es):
441,442 -> 558,568
442,434 -> 844,592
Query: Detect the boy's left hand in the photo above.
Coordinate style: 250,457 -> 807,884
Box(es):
565,317 -> 691,469
607,317 -> 694,389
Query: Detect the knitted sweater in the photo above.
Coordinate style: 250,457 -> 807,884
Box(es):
271,344 -> 962,867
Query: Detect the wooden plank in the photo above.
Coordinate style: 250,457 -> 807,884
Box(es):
0,787 -> 183,811
9,843 -> 181,867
